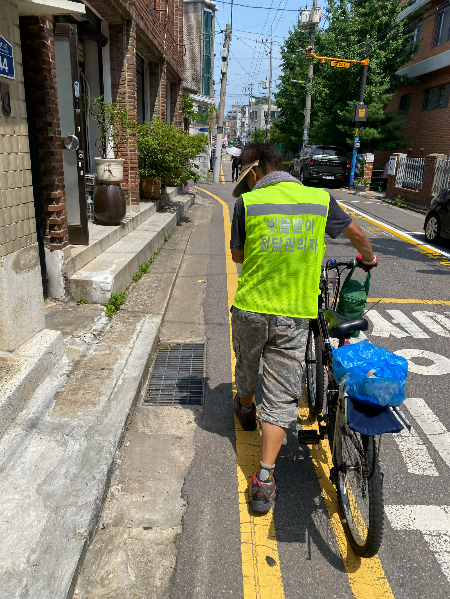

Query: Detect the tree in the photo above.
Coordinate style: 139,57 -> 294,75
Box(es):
250,128 -> 266,143
275,0 -> 418,153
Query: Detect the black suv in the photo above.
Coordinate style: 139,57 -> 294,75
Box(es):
290,145 -> 350,186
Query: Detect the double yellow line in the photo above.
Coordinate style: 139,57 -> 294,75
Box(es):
194,185 -> 395,599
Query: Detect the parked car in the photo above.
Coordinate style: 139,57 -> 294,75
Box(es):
424,190 -> 450,242
291,145 -> 350,186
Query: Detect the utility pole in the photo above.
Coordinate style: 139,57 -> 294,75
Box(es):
303,0 -> 319,147
349,39 -> 371,187
267,26 -> 273,140
257,30 -> 275,141
248,82 -> 253,139
213,24 -> 231,184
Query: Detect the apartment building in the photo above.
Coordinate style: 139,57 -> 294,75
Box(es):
384,0 -> 450,160
248,97 -> 279,132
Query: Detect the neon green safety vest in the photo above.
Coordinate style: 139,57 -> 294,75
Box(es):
233,181 -> 330,319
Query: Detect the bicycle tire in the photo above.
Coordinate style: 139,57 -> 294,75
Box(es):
335,432 -> 384,558
305,327 -> 327,418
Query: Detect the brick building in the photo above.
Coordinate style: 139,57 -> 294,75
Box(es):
0,0 -> 183,373
7,0 -> 183,299
183,0 -> 216,134
379,0 -> 450,166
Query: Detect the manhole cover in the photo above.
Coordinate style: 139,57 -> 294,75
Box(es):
146,343 -> 205,405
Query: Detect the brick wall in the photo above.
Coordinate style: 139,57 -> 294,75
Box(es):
110,20 -> 139,206
0,0 -> 38,258
183,3 -> 203,92
20,15 -> 69,250
386,153 -> 444,207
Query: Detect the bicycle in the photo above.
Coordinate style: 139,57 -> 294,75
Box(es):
301,258 -> 410,558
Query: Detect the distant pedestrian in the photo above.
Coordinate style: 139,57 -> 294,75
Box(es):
231,155 -> 239,182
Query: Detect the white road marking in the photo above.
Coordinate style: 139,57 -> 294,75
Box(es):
350,200 -> 361,203
404,398 -> 450,468
385,505 -> 450,583
386,310 -> 429,339
413,311 -> 450,337
366,311 -> 410,338
337,200 -> 450,258
394,426 -> 439,476
396,350 -> 450,375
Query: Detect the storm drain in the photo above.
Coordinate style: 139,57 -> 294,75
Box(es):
146,343 -> 205,405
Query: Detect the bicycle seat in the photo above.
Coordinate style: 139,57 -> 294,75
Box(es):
324,309 -> 369,339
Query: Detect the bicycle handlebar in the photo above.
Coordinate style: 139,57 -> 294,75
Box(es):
326,258 -> 357,270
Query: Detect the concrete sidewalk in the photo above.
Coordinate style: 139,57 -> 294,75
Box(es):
0,195 -> 195,599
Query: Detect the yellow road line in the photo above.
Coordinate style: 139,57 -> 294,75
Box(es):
368,298 -> 450,305
220,163 -> 225,184
338,202 -> 450,270
194,186 -> 285,599
298,401 -> 395,599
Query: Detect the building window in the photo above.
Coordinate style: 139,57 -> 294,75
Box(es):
137,54 -> 145,124
399,93 -> 411,114
434,6 -> 450,47
202,10 -> 213,96
410,23 -> 422,56
422,84 -> 450,111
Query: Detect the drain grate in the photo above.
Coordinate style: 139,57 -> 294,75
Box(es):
146,344 -> 205,405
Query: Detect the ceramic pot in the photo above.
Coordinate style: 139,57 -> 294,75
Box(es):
93,183 -> 126,225
95,158 -> 124,183
141,176 -> 161,200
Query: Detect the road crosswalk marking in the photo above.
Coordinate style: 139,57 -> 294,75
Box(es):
404,398 -> 450,470
386,309 -> 429,338
385,505 -> 450,584
393,425 -> 439,476
366,309 -> 450,341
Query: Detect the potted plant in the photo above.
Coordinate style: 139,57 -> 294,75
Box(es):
86,96 -> 134,225
88,96 -> 133,182
136,120 -> 207,200
354,177 -> 371,192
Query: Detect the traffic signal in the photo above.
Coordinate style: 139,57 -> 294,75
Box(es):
353,102 -> 367,122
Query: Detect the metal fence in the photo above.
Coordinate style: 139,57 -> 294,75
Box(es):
395,157 -> 426,191
433,159 -> 450,195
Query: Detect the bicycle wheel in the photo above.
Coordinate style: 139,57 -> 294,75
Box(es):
335,431 -> 384,558
305,327 -> 327,417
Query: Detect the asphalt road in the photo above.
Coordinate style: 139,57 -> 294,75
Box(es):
169,165 -> 450,599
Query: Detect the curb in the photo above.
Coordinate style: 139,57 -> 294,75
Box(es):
0,197 -> 197,599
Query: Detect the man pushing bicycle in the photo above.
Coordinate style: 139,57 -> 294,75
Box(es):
230,143 -> 378,512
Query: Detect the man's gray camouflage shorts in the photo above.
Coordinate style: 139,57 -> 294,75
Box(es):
231,306 -> 308,429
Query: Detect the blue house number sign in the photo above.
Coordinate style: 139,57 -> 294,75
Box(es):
0,36 -> 15,80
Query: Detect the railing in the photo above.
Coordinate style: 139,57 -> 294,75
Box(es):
433,159 -> 450,195
395,157 -> 426,191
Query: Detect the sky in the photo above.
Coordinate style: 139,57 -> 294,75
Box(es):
213,0 -> 312,112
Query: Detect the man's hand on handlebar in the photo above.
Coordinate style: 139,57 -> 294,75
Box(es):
356,254 -> 378,272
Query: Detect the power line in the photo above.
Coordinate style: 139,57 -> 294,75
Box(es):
214,0 -> 299,10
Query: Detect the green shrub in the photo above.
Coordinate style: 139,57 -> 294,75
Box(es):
136,119 -> 208,185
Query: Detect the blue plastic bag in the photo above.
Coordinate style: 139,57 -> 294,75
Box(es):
332,340 -> 408,408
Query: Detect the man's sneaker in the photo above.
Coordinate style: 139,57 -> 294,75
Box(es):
234,396 -> 257,431
251,473 -> 276,512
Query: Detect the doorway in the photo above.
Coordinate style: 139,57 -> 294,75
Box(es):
54,23 -> 89,245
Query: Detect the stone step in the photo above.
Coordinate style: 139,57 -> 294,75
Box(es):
66,199 -> 160,279
69,194 -> 193,304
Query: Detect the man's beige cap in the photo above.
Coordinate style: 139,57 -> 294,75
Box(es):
232,160 -> 259,198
